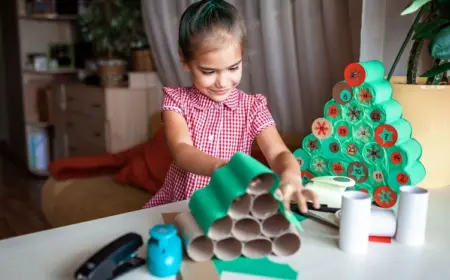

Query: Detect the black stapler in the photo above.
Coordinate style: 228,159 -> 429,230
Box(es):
74,232 -> 146,280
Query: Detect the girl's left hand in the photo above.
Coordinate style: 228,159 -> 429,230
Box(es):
275,172 -> 320,214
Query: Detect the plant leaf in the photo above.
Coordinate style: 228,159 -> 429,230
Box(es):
401,0 -> 433,15
414,19 -> 450,39
429,26 -> 450,59
420,62 -> 450,77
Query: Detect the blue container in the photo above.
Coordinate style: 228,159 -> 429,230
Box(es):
147,224 -> 183,278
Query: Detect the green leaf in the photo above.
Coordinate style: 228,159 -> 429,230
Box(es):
430,25 -> 450,58
414,19 -> 450,39
401,0 -> 433,15
420,62 -> 450,77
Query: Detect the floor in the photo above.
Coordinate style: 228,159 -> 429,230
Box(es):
0,154 -> 50,240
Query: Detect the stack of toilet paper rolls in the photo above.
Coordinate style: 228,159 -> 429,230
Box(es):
173,175 -> 301,262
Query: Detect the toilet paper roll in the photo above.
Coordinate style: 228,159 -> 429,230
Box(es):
335,206 -> 397,237
368,166 -> 388,186
342,140 -> 363,162
174,212 -> 215,262
214,237 -> 242,261
261,212 -> 291,238
228,193 -> 251,220
311,118 -> 333,140
301,170 -> 314,185
206,215 -> 233,240
373,185 -> 398,208
272,226 -> 301,257
246,174 -> 274,195
344,60 -> 385,87
334,120 -> 352,141
387,161 -> 426,191
352,122 -> 374,143
327,160 -> 349,177
395,186 -> 429,246
309,155 -> 329,176
320,136 -> 343,160
324,99 -> 343,123
344,101 -> 364,123
242,237 -> 273,259
347,161 -> 369,184
375,118 -> 412,148
250,193 -> 279,220
357,79 -> 393,106
338,191 -> 372,254
293,148 -> 311,171
362,142 -> 387,166
332,81 -> 354,105
231,216 -> 262,242
366,100 -> 402,125
386,138 -> 422,169
302,134 -> 321,155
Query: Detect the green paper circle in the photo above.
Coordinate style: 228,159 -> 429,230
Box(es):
302,134 -> 321,155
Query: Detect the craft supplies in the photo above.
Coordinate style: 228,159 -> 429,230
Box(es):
338,191 -> 372,254
395,186 -> 429,246
147,224 -> 183,278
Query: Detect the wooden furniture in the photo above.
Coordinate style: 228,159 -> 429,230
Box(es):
52,82 -> 162,159
1,187 -> 450,279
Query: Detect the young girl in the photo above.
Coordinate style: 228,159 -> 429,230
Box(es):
143,0 -> 319,213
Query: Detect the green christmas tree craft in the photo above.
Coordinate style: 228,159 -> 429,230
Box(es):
293,60 -> 426,208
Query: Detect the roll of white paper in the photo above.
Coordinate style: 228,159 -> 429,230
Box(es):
174,212 -> 215,261
395,186 -> 429,246
338,191 -> 371,254
370,207 -> 397,237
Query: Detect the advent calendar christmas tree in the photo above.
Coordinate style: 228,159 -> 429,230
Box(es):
293,60 -> 426,208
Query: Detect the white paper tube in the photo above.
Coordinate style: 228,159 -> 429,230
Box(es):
395,186 -> 429,246
250,193 -> 278,220
370,207 -> 397,237
261,212 -> 290,238
174,212 -> 215,262
231,216 -> 261,241
228,193 -> 251,219
335,207 -> 397,237
247,174 -> 274,195
338,191 -> 371,254
242,237 -> 272,259
214,237 -> 242,261
208,215 -> 233,240
272,226 -> 301,257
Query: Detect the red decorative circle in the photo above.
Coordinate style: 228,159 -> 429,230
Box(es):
396,172 -> 410,185
344,63 -> 366,86
359,188 -> 369,194
390,152 -> 403,165
374,186 -> 397,208
337,125 -> 349,137
375,124 -> 398,148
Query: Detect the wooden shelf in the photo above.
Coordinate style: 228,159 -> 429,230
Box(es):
23,68 -> 78,75
18,14 -> 77,21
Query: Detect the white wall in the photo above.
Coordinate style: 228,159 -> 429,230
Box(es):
360,0 -> 432,76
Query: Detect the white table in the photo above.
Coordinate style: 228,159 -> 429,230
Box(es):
1,187 -> 449,280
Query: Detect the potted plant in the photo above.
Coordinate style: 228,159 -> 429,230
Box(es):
387,0 -> 450,188
78,0 -> 150,87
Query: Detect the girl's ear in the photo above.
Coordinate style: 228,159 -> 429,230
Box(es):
178,49 -> 192,72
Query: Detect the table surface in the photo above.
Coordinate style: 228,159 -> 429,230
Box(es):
1,187 -> 449,280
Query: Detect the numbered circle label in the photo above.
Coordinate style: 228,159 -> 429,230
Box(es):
390,151 -> 403,165
347,161 -> 369,183
375,124 -> 398,148
372,171 -> 384,183
374,186 -> 397,208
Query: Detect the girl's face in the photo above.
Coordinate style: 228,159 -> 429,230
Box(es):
181,40 -> 243,102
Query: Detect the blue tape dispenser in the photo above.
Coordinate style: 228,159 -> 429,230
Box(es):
147,224 -> 183,278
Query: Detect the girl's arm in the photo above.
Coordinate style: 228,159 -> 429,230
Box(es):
256,126 -> 320,212
163,110 -> 227,176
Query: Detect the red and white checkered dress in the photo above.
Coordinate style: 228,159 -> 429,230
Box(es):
142,86 -> 275,208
